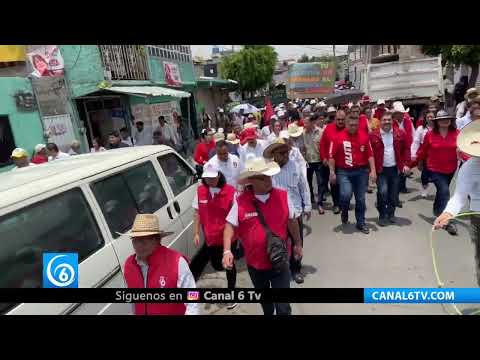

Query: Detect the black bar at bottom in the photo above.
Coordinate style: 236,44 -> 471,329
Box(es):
0,288 -> 364,304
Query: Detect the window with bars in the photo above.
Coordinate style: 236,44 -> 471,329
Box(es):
147,45 -> 192,63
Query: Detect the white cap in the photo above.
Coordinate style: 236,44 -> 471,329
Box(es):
217,127 -> 224,133
310,99 -> 317,105
277,110 -> 286,117
34,144 -> 46,153
202,162 -> 219,178
327,106 -> 336,113
218,108 -> 224,113
377,99 -> 385,105
318,101 -> 326,107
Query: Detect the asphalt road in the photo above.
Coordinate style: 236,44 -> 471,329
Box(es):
197,169 -> 480,315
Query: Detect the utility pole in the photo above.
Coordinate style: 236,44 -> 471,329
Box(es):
333,45 -> 336,58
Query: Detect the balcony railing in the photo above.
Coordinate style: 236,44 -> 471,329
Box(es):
99,45 -> 149,81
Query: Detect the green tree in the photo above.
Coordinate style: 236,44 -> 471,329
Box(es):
220,45 -> 277,99
422,45 -> 480,87
298,54 -> 310,63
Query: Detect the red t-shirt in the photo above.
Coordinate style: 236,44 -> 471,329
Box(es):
31,155 -> 48,164
331,129 -> 373,169
319,123 -> 345,161
415,129 -> 459,174
358,114 -> 370,134
194,141 -> 215,165
297,119 -> 305,127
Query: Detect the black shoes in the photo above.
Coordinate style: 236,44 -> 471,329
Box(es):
341,211 -> 348,224
356,224 -> 370,234
333,206 -> 341,214
397,201 -> 403,208
388,215 -> 396,224
399,189 -> 410,194
293,272 -> 304,284
378,218 -> 389,227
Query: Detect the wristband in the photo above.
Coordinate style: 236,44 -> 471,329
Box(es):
223,250 -> 232,256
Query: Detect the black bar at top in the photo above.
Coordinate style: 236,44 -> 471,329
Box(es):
0,288 -> 364,303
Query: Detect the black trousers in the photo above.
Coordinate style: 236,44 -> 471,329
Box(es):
247,266 -> 291,315
288,216 -> 304,274
190,243 -> 237,289
307,162 -> 327,206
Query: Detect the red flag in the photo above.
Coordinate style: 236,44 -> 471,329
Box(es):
263,97 -> 275,127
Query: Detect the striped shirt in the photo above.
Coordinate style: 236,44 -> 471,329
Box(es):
271,159 -> 312,217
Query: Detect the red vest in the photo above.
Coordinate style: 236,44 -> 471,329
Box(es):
198,184 -> 236,247
236,188 -> 290,270
124,245 -> 186,315
369,128 -> 410,173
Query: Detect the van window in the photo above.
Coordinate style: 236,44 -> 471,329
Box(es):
158,153 -> 196,196
92,161 -> 168,238
0,188 -> 104,314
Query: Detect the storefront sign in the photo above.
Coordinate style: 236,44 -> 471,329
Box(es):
288,62 -> 336,99
14,91 -> 37,111
28,45 -> 65,77
163,61 -> 182,87
43,114 -> 76,153
0,45 -> 26,62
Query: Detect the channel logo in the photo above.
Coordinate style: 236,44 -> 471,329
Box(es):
43,253 -> 78,288
187,291 -> 200,301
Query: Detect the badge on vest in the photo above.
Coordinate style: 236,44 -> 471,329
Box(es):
159,276 -> 166,288
245,212 -> 258,219
199,200 -> 208,204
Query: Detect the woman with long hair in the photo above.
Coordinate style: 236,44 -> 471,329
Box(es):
411,111 -> 435,198
412,110 -> 459,235
190,164 -> 238,309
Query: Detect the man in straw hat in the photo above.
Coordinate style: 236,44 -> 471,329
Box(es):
122,214 -> 199,315
10,148 -> 37,171
205,139 -> 240,188
391,101 -> 414,195
329,113 -> 377,234
457,91 -> 480,130
456,87 -> 478,120
435,120 -> 480,285
225,132 -> 240,156
222,157 -> 302,315
263,138 -> 311,284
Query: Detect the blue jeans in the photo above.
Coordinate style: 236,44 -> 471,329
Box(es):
421,168 -> 431,187
429,170 -> 455,216
337,167 -> 369,226
376,166 -> 400,219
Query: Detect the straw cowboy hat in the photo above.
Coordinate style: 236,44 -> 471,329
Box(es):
392,101 -> 410,114
466,88 -> 479,101
287,123 -> 304,138
263,137 -> 289,159
120,214 -> 174,238
225,133 -> 240,145
238,157 -> 281,181
433,110 -> 455,122
213,132 -> 225,141
11,148 -> 28,159
458,121 -> 480,157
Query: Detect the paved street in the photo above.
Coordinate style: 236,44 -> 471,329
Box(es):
198,170 -> 480,315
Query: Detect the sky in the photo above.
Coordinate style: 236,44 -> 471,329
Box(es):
190,45 -> 349,61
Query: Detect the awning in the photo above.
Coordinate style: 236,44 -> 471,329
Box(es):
104,86 -> 191,98
196,77 -> 238,88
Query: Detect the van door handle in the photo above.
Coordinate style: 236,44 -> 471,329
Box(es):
173,201 -> 181,214
167,206 -> 173,220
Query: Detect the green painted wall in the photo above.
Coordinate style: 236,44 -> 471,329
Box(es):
59,45 -> 104,98
148,57 -> 196,90
0,77 -> 44,171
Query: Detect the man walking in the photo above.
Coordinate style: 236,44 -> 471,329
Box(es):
319,109 -> 346,214
329,114 -> 376,234
238,127 -> 267,169
369,112 -> 410,226
133,121 -> 152,146
222,157 -> 302,315
303,115 -> 326,214
205,140 -> 241,188
264,138 -> 311,284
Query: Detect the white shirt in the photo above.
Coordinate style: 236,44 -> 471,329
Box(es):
192,187 -> 222,209
122,138 -> 134,147
133,129 -> 152,146
456,101 -> 467,119
456,112 -> 472,130
135,255 -> 199,315
411,126 -> 429,160
225,192 -> 295,227
380,129 -> 396,167
48,151 -> 70,161
444,157 -> 480,216
159,124 -> 178,145
266,132 -> 280,145
261,126 -> 271,139
205,154 -> 241,188
238,140 -> 267,170
289,146 -> 308,181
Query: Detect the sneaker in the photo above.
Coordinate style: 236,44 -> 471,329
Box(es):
318,206 -> 325,215
421,190 -> 428,198
388,215 -> 396,224
356,224 -> 370,234
333,206 -> 341,214
445,223 -> 458,236
341,211 -> 348,224
378,218 -> 389,227
227,303 -> 238,310
293,272 -> 304,284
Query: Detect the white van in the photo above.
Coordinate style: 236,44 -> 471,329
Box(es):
0,146 -> 200,315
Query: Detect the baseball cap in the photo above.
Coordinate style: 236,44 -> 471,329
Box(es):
11,148 -> 28,159
377,99 -> 386,105
34,144 -> 46,153
202,162 -> 219,178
